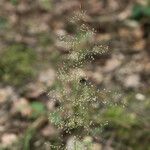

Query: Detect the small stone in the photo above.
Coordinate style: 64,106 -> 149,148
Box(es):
25,83 -> 44,99
92,143 -> 102,150
0,87 -> 15,104
12,98 -> 32,117
66,136 -> 85,150
104,57 -> 121,72
47,101 -> 55,111
41,125 -> 58,137
132,40 -> 145,51
38,68 -> 55,87
83,136 -> 93,143
1,133 -> 17,146
17,2 -> 29,13
135,93 -> 145,101
124,74 -> 140,88
0,89 -> 8,104
93,72 -> 103,84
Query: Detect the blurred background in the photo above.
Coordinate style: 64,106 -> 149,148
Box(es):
0,0 -> 150,150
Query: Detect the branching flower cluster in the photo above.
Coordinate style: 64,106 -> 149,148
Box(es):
49,10 -> 109,149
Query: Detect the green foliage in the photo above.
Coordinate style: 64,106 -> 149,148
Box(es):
39,0 -> 52,10
102,106 -> 136,126
131,3 -> 150,20
23,128 -> 36,150
10,0 -> 19,5
0,17 -> 8,29
38,33 -> 54,47
0,44 -> 36,86
30,102 -> 45,118
101,92 -> 150,150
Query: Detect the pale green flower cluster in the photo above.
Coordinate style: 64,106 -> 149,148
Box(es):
49,9 -> 109,141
